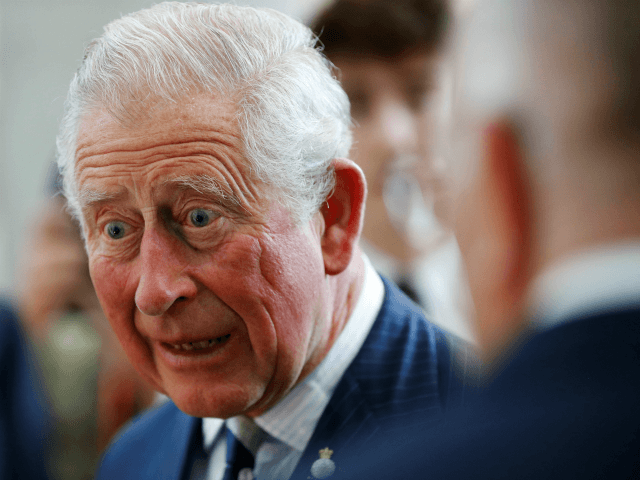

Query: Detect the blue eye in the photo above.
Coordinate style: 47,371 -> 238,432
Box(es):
189,209 -> 211,227
105,221 -> 126,239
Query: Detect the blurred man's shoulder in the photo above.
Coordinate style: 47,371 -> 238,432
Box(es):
348,307 -> 640,479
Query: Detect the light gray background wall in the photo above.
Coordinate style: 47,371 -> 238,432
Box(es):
0,0 -> 330,293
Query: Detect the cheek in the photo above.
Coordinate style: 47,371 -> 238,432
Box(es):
258,230 -> 326,379
226,212 -> 324,350
89,255 -> 162,388
206,229 -> 324,335
189,235 -> 281,367
90,257 -> 123,308
261,234 -> 323,303
88,256 -> 137,334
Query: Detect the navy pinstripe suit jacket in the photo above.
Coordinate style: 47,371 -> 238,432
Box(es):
95,278 -> 471,480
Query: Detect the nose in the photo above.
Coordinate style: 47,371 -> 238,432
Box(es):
134,228 -> 198,317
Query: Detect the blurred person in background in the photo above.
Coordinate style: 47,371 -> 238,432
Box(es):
342,0 -> 640,477
311,0 -> 475,341
0,302 -> 50,480
16,164 -> 157,480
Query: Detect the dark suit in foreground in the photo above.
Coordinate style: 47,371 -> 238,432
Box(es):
96,278 -> 470,480
348,307 -> 640,479
0,303 -> 50,480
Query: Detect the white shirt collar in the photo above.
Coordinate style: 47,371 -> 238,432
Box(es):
202,253 -> 384,451
526,241 -> 640,330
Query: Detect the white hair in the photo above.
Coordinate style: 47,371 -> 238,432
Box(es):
57,2 -> 352,223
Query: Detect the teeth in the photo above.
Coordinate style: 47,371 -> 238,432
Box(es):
170,334 -> 230,351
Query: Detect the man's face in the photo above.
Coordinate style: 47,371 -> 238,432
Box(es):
75,95 -> 331,418
336,53 -> 446,262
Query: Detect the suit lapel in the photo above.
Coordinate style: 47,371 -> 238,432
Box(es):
144,409 -> 200,480
291,278 -> 411,480
290,370 -> 378,480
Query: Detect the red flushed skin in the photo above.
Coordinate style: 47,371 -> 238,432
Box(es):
76,95 -> 340,419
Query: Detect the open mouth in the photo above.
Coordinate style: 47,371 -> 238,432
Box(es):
168,334 -> 231,352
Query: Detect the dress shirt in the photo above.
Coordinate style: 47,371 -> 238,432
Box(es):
526,241 -> 640,330
197,253 -> 385,480
361,237 -> 475,342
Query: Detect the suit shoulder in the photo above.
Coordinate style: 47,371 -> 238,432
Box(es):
110,399 -> 180,443
366,277 -> 463,366
348,277 -> 471,427
97,400 -> 188,478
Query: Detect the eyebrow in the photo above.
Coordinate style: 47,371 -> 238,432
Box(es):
77,175 -> 245,214
77,187 -> 125,210
164,175 -> 244,213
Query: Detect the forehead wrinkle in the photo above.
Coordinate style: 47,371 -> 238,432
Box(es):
77,141 -> 249,197
210,148 -> 265,211
77,154 -> 250,203
76,102 -> 241,159
76,133 -> 240,169
75,97 -> 272,215
143,152 -> 258,212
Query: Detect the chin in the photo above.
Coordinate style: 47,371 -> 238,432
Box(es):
170,385 -> 265,419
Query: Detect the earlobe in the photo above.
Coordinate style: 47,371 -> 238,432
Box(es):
321,158 -> 367,275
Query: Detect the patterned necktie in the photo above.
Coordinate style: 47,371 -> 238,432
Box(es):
223,427 -> 255,480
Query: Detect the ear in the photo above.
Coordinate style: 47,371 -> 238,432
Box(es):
484,121 -> 531,299
462,121 -> 532,362
320,158 -> 367,275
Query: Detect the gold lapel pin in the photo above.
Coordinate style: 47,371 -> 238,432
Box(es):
311,447 -> 336,479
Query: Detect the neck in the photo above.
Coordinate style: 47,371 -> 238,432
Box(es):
298,248 -> 365,382
522,137 -> 638,270
327,247 -> 366,354
531,162 -> 640,277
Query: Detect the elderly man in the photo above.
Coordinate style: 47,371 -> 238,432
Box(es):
56,3 -> 467,480
343,0 -> 640,478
